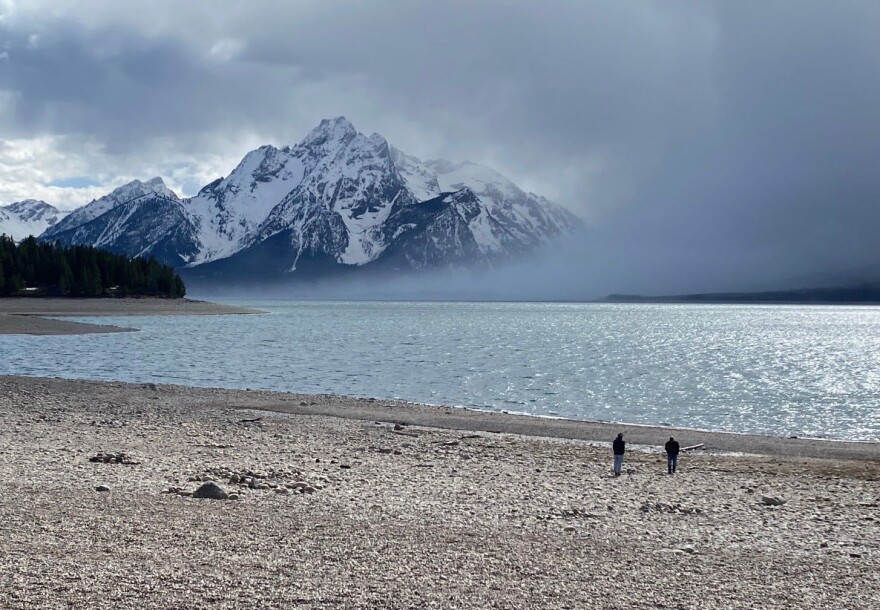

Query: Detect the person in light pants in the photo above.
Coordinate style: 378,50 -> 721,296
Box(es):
612,433 -> 625,476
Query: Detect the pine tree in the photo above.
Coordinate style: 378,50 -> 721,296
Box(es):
0,239 -> 186,298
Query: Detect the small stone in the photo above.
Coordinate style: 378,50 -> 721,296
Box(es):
228,493 -> 239,500
229,474 -> 241,484
178,491 -> 192,497
563,526 -> 577,532
761,496 -> 787,506
192,481 -> 229,500
850,552 -> 862,558
299,401 -> 308,406
303,486 -> 316,494
95,485 -> 110,492
681,546 -> 697,554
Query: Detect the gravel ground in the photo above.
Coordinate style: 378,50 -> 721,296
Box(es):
1,376 -> 878,609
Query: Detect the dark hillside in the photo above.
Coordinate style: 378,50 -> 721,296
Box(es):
0,235 -> 185,298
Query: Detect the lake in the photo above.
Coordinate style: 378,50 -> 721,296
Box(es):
2,301 -> 878,441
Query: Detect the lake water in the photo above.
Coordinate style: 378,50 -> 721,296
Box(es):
2,301 -> 878,441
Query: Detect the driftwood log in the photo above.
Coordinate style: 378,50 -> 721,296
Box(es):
682,443 -> 705,452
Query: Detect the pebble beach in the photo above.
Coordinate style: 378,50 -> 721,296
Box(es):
1,375 -> 877,609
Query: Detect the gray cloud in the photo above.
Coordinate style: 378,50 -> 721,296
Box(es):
1,0 -> 879,295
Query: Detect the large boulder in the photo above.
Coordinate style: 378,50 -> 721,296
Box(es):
192,481 -> 229,500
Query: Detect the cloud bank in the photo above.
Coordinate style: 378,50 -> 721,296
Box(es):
1,1 -> 878,294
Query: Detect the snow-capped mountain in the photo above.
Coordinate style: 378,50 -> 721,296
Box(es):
36,118 -> 580,279
0,200 -> 68,242
42,177 -> 178,240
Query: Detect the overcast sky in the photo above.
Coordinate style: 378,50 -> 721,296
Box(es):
1,1 -> 879,294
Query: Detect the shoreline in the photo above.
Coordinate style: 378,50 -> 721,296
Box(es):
0,297 -> 262,335
5,374 -> 877,462
0,373 -> 877,607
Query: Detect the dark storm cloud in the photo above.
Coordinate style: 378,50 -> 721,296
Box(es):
2,1 -> 879,295
0,19 -> 307,146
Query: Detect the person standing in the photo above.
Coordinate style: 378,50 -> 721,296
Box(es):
665,436 -> 680,474
612,433 -> 625,476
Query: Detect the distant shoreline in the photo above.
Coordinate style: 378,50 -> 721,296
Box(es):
0,297 -> 263,335
3,374 -> 876,461
605,285 -> 880,305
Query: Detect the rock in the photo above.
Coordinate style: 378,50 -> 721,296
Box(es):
761,496 -> 787,506
192,481 -> 228,500
850,552 -> 862,558
563,526 -> 577,532
303,486 -> 316,494
95,485 -> 110,492
229,473 -> 241,484
228,493 -> 239,501
299,401 -> 308,406
681,546 -> 697,554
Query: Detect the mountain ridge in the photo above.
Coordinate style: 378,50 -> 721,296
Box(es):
17,117 -> 580,280
0,200 -> 68,242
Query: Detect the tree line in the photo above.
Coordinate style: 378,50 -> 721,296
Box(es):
0,235 -> 186,298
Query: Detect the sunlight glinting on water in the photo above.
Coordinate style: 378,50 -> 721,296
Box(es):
1,301 -> 878,440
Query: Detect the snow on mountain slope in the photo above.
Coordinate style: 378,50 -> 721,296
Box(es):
42,177 -> 177,239
45,193 -> 199,267
249,117 -> 418,267
0,200 -> 68,241
389,147 -> 441,201
185,145 -> 306,264
394,156 -> 578,255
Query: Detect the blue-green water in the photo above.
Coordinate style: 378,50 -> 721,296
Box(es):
2,301 -> 878,440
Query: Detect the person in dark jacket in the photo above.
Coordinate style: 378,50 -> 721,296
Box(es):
665,437 -> 680,474
612,433 -> 625,476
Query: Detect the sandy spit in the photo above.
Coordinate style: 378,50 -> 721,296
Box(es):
0,297 -> 261,335
0,375 -> 877,609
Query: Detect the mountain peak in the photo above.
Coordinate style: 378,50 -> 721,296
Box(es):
300,116 -> 358,150
0,199 -> 67,241
4,199 -> 55,213
110,176 -> 177,201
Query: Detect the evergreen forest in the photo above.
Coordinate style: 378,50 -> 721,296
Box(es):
0,235 -> 186,298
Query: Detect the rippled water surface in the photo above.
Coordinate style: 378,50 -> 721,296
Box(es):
2,301 -> 879,440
